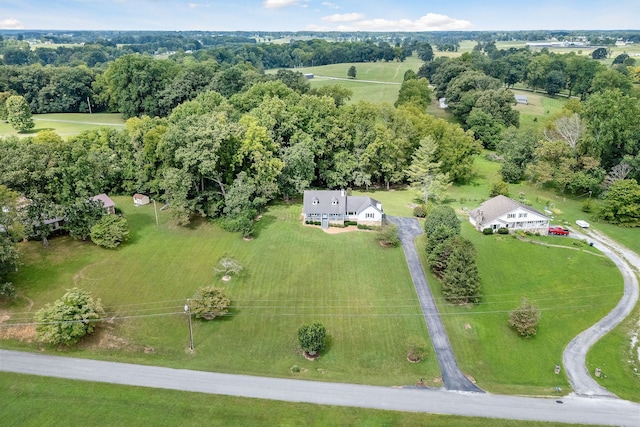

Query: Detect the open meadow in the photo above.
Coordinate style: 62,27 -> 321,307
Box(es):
0,113 -> 125,138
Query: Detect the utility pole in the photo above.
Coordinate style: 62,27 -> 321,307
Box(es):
152,199 -> 159,226
184,300 -> 194,351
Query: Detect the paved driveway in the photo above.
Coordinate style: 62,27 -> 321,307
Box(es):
563,227 -> 640,397
388,216 -> 482,393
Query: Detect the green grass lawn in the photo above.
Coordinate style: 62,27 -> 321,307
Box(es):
3,197 -> 438,387
0,373 -> 587,427
418,222 -> 624,395
0,113 -> 125,138
587,302 -> 640,402
289,57 -> 423,104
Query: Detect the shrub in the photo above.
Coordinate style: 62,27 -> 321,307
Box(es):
497,227 -> 509,235
413,205 -> 427,218
375,222 -> 400,247
0,282 -> 16,300
344,221 -> 358,226
489,180 -> 509,197
298,322 -> 327,356
34,288 -> 104,346
509,298 -> 541,337
582,198 -> 594,213
90,215 -> 129,248
482,228 -> 494,235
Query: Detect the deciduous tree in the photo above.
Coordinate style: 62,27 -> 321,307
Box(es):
34,288 -> 104,346
190,286 -> 230,320
6,95 -> 34,132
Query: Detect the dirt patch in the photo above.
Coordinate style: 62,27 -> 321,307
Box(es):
323,226 -> 359,234
0,324 -> 36,342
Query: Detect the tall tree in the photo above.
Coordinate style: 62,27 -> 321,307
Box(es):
406,137 -> 449,203
6,95 -> 34,132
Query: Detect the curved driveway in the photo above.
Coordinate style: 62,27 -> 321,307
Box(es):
1,349 -> 639,426
388,216 -> 482,393
562,227 -> 640,397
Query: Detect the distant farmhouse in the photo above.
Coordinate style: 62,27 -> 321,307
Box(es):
515,95 -> 528,105
469,195 -> 550,234
302,190 -> 384,229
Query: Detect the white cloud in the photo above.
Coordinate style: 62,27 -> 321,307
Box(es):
322,13 -> 364,23
321,1 -> 340,9
314,13 -> 472,31
0,18 -> 24,29
263,0 -> 299,8
188,3 -> 204,8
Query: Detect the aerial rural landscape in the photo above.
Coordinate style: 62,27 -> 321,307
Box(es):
0,0 -> 640,425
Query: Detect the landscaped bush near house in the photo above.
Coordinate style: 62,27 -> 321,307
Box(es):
345,220 -> 358,226
413,205 -> 427,218
497,227 -> 509,235
483,228 -> 494,235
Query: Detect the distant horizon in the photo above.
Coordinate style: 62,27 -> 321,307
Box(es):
1,1 -> 639,33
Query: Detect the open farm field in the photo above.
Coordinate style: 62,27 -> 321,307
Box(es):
0,113 -> 125,138
0,373 -> 584,427
1,197 -> 438,387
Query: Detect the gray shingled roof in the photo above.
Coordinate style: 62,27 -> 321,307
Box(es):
92,193 -> 115,208
469,195 -> 547,224
303,190 -> 381,215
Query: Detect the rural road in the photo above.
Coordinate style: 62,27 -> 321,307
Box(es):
562,227 -> 640,397
388,216 -> 483,393
1,349 -> 639,426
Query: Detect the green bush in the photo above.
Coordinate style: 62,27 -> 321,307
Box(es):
413,205 -> 427,218
344,221 -> 358,226
582,198 -> 594,213
90,215 -> 129,248
483,228 -> 494,235
489,180 -> 509,197
298,322 -> 327,356
497,227 -> 509,235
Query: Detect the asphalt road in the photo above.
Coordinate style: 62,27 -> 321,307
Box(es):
1,349 -> 638,426
563,227 -> 640,397
388,216 -> 483,393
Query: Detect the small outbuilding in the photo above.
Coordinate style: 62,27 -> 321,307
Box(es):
133,193 -> 150,206
92,193 -> 116,215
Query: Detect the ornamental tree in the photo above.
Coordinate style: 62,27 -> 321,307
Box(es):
509,298 -> 541,337
297,322 -> 326,356
213,255 -> 243,280
34,288 -> 104,346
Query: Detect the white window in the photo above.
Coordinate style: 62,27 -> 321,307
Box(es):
507,213 -> 515,219
365,213 -> 374,219
519,213 -> 527,218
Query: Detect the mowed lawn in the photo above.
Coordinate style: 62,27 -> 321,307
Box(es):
0,112 -> 125,138
419,221 -> 624,395
0,373 -> 588,427
4,197 -> 438,387
292,56 -> 423,104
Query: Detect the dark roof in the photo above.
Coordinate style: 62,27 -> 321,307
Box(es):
303,190 -> 382,215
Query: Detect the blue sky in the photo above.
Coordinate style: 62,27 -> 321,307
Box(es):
1,0 -> 638,32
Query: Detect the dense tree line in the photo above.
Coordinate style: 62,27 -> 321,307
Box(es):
0,77 -> 478,237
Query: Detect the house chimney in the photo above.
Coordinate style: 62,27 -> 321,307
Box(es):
341,189 -> 345,197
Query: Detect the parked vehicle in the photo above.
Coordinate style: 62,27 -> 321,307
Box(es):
549,226 -> 569,235
576,220 -> 590,228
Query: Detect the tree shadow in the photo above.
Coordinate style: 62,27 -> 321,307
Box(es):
251,214 -> 276,238
21,127 -> 54,135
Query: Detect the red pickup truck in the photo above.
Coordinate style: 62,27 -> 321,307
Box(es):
549,226 -> 569,236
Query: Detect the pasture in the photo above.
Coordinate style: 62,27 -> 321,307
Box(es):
0,113 -> 125,138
